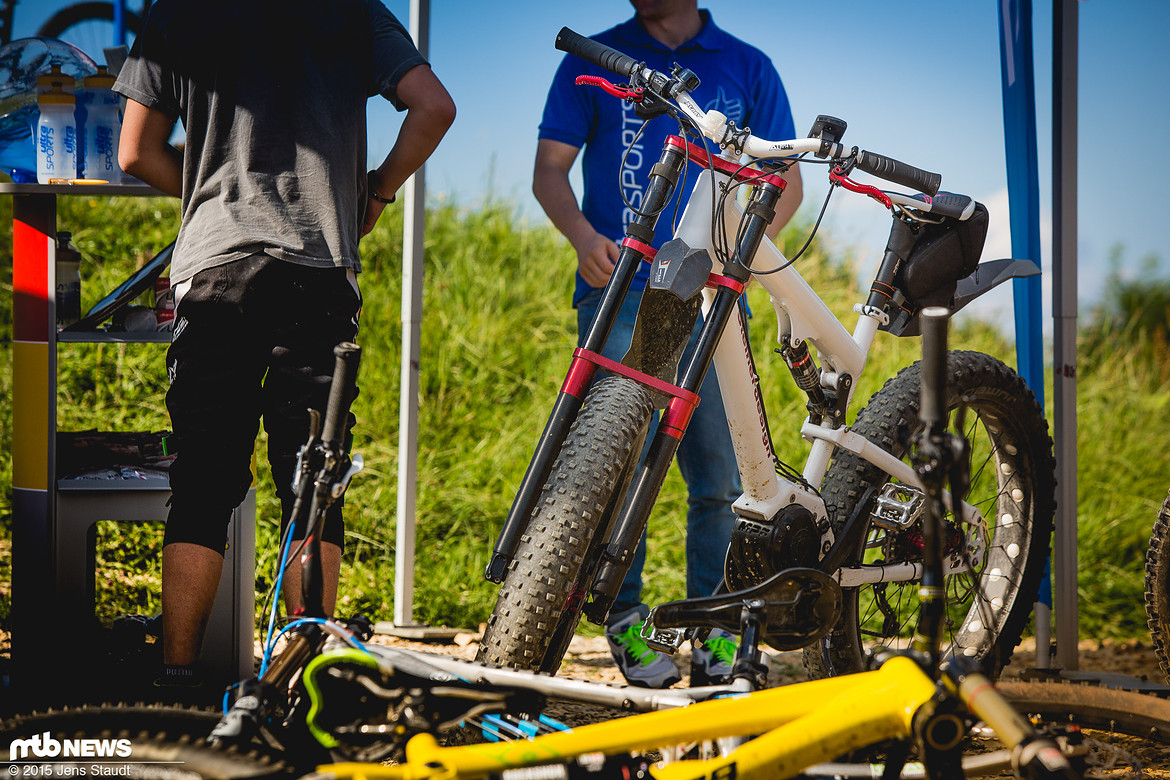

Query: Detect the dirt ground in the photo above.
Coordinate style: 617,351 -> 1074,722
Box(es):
364,630 -> 1170,777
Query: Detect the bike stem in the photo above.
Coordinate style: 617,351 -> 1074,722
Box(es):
485,142 -> 688,583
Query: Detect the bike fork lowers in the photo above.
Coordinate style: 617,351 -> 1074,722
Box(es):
484,141 -> 688,584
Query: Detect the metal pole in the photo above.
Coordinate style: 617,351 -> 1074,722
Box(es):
1052,0 -> 1079,670
394,0 -> 430,629
997,0 -> 1051,664
113,0 -> 125,47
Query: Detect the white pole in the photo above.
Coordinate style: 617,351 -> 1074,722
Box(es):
1052,0 -> 1079,670
394,0 -> 430,628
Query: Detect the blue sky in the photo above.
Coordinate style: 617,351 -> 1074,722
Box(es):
16,0 -> 1170,332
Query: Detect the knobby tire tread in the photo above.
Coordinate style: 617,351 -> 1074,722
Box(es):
478,375 -> 654,672
1145,488 -> 1170,684
804,351 -> 1055,680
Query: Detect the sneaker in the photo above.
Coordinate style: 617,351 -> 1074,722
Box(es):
605,608 -> 682,688
690,629 -> 739,686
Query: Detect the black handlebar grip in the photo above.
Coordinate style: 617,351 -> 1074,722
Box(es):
321,342 -> 361,446
919,307 -> 949,428
856,150 -> 942,196
556,27 -> 640,78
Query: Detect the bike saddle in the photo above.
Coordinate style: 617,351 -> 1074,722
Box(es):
649,567 -> 842,652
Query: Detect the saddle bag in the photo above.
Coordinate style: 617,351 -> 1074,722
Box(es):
896,200 -> 989,308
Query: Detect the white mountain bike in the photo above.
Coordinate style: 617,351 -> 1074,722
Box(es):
479,28 -> 1055,681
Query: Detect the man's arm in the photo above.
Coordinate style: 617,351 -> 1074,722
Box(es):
364,64 -> 456,236
118,100 -> 182,197
768,164 -> 803,241
533,138 -> 618,289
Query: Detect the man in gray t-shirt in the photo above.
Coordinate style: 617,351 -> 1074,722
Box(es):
116,0 -> 455,687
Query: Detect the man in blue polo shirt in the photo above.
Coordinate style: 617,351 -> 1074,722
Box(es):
533,0 -> 803,687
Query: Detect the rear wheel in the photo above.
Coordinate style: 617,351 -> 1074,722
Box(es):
804,351 -> 1055,679
1145,489 -> 1170,684
36,2 -> 144,62
478,375 -> 654,673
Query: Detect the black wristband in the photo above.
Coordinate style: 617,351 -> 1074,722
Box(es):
367,170 -> 396,204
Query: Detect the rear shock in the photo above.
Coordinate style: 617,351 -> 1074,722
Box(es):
779,335 -> 831,424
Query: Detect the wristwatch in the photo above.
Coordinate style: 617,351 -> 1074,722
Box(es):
367,170 -> 396,204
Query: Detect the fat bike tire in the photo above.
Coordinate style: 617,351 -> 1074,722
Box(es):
1145,488 -> 1170,684
804,351 -> 1055,679
478,375 -> 654,673
997,681 -> 1170,777
0,703 -> 299,779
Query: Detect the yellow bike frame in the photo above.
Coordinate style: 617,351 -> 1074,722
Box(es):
320,656 -> 938,780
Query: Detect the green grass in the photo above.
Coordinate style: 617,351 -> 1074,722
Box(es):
0,195 -> 1167,644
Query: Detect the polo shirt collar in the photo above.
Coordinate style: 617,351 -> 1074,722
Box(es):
614,9 -> 727,54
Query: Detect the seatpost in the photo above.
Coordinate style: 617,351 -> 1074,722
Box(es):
910,307 -> 952,662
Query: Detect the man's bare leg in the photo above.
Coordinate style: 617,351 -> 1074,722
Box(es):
161,541 -> 225,666
281,541 -> 342,616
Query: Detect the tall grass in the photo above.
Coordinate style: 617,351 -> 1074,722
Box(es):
0,196 -> 1166,642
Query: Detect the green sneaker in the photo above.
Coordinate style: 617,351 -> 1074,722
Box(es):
691,629 -> 739,686
605,608 -> 682,688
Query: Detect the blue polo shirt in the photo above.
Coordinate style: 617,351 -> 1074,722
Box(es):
539,11 -> 797,306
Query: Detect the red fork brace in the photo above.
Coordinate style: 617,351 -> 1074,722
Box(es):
561,348 -> 700,440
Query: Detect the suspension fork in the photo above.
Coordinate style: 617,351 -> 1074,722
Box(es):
484,142 -> 688,583
586,176 -> 786,621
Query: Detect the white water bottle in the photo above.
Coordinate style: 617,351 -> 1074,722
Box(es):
80,66 -> 122,183
37,83 -> 78,183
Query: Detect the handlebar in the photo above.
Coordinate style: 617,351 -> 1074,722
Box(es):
919,308 -> 949,429
557,27 -> 944,198
556,26 -> 640,80
856,150 -> 942,197
322,342 -> 361,446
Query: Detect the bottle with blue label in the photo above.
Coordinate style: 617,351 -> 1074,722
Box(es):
79,66 -> 122,183
36,82 -> 78,183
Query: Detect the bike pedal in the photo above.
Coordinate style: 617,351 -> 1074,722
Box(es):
871,483 -> 925,530
641,610 -> 684,653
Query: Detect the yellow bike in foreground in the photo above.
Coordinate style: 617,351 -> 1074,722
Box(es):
310,308 -> 1090,780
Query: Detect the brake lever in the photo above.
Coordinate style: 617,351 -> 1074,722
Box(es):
331,453 -> 364,499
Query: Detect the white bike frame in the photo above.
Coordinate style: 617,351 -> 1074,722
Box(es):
672,167 -> 983,588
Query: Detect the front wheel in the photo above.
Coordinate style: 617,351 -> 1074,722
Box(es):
478,375 -> 654,673
804,351 -> 1055,679
1145,489 -> 1170,684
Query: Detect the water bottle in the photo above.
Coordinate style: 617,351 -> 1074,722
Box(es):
0,38 -> 98,182
36,83 -> 78,183
79,66 -> 121,183
36,64 -> 75,95
56,231 -> 82,327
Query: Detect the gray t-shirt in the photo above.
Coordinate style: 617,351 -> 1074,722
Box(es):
115,0 -> 427,283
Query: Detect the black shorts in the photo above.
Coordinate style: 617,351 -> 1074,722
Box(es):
163,254 -> 361,553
